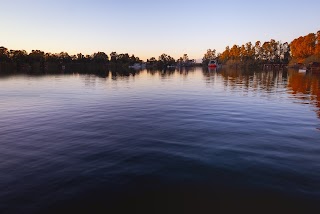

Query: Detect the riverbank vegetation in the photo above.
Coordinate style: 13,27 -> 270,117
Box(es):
290,31 -> 320,66
0,48 -> 143,73
1,30 -> 319,73
218,40 -> 290,69
0,47 -> 197,73
203,30 -> 320,69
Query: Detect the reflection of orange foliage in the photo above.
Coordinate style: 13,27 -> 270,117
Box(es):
288,73 -> 310,94
288,71 -> 320,117
288,72 -> 319,96
217,68 -> 320,118
219,68 -> 282,92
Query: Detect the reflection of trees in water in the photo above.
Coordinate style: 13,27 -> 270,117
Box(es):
160,69 -> 176,78
110,68 -> 140,80
146,67 -> 196,78
178,67 -> 196,76
287,70 -> 320,117
83,75 -> 98,88
203,67 -> 320,118
202,67 -> 219,85
0,62 -> 143,78
146,68 -> 176,80
203,68 -> 288,95
220,69 -> 287,92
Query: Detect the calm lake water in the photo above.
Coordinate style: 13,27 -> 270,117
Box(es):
1,67 -> 320,213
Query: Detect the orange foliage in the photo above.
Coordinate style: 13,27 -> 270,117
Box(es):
315,31 -> 320,56
290,33 -> 316,60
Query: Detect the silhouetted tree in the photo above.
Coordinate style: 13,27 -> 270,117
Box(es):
58,52 -> 72,63
157,53 -> 175,68
130,54 -> 141,64
9,50 -> 27,63
110,52 -> 118,63
45,53 -> 59,62
28,50 -> 45,62
93,52 -> 109,63
182,54 -> 189,63
0,46 -> 10,62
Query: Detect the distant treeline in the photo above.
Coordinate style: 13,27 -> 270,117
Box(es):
0,47 -> 197,74
202,30 -> 320,68
0,49 -> 144,73
0,49 -> 143,65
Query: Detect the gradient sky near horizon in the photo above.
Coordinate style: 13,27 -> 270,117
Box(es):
1,0 -> 320,60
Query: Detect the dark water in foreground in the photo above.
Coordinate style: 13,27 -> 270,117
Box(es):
1,68 -> 320,213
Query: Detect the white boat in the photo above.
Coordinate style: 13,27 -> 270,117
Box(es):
299,67 -> 307,73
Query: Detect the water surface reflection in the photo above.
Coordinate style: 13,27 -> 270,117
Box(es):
0,68 -> 320,213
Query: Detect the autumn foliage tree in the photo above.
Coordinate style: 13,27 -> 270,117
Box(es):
316,31 -> 320,56
290,31 -> 320,64
215,39 -> 291,67
219,46 -> 230,63
291,33 -> 316,60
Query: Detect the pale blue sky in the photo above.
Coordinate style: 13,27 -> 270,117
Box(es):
1,0 -> 319,60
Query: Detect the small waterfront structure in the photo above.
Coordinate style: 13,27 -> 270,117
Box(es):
208,60 -> 217,68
